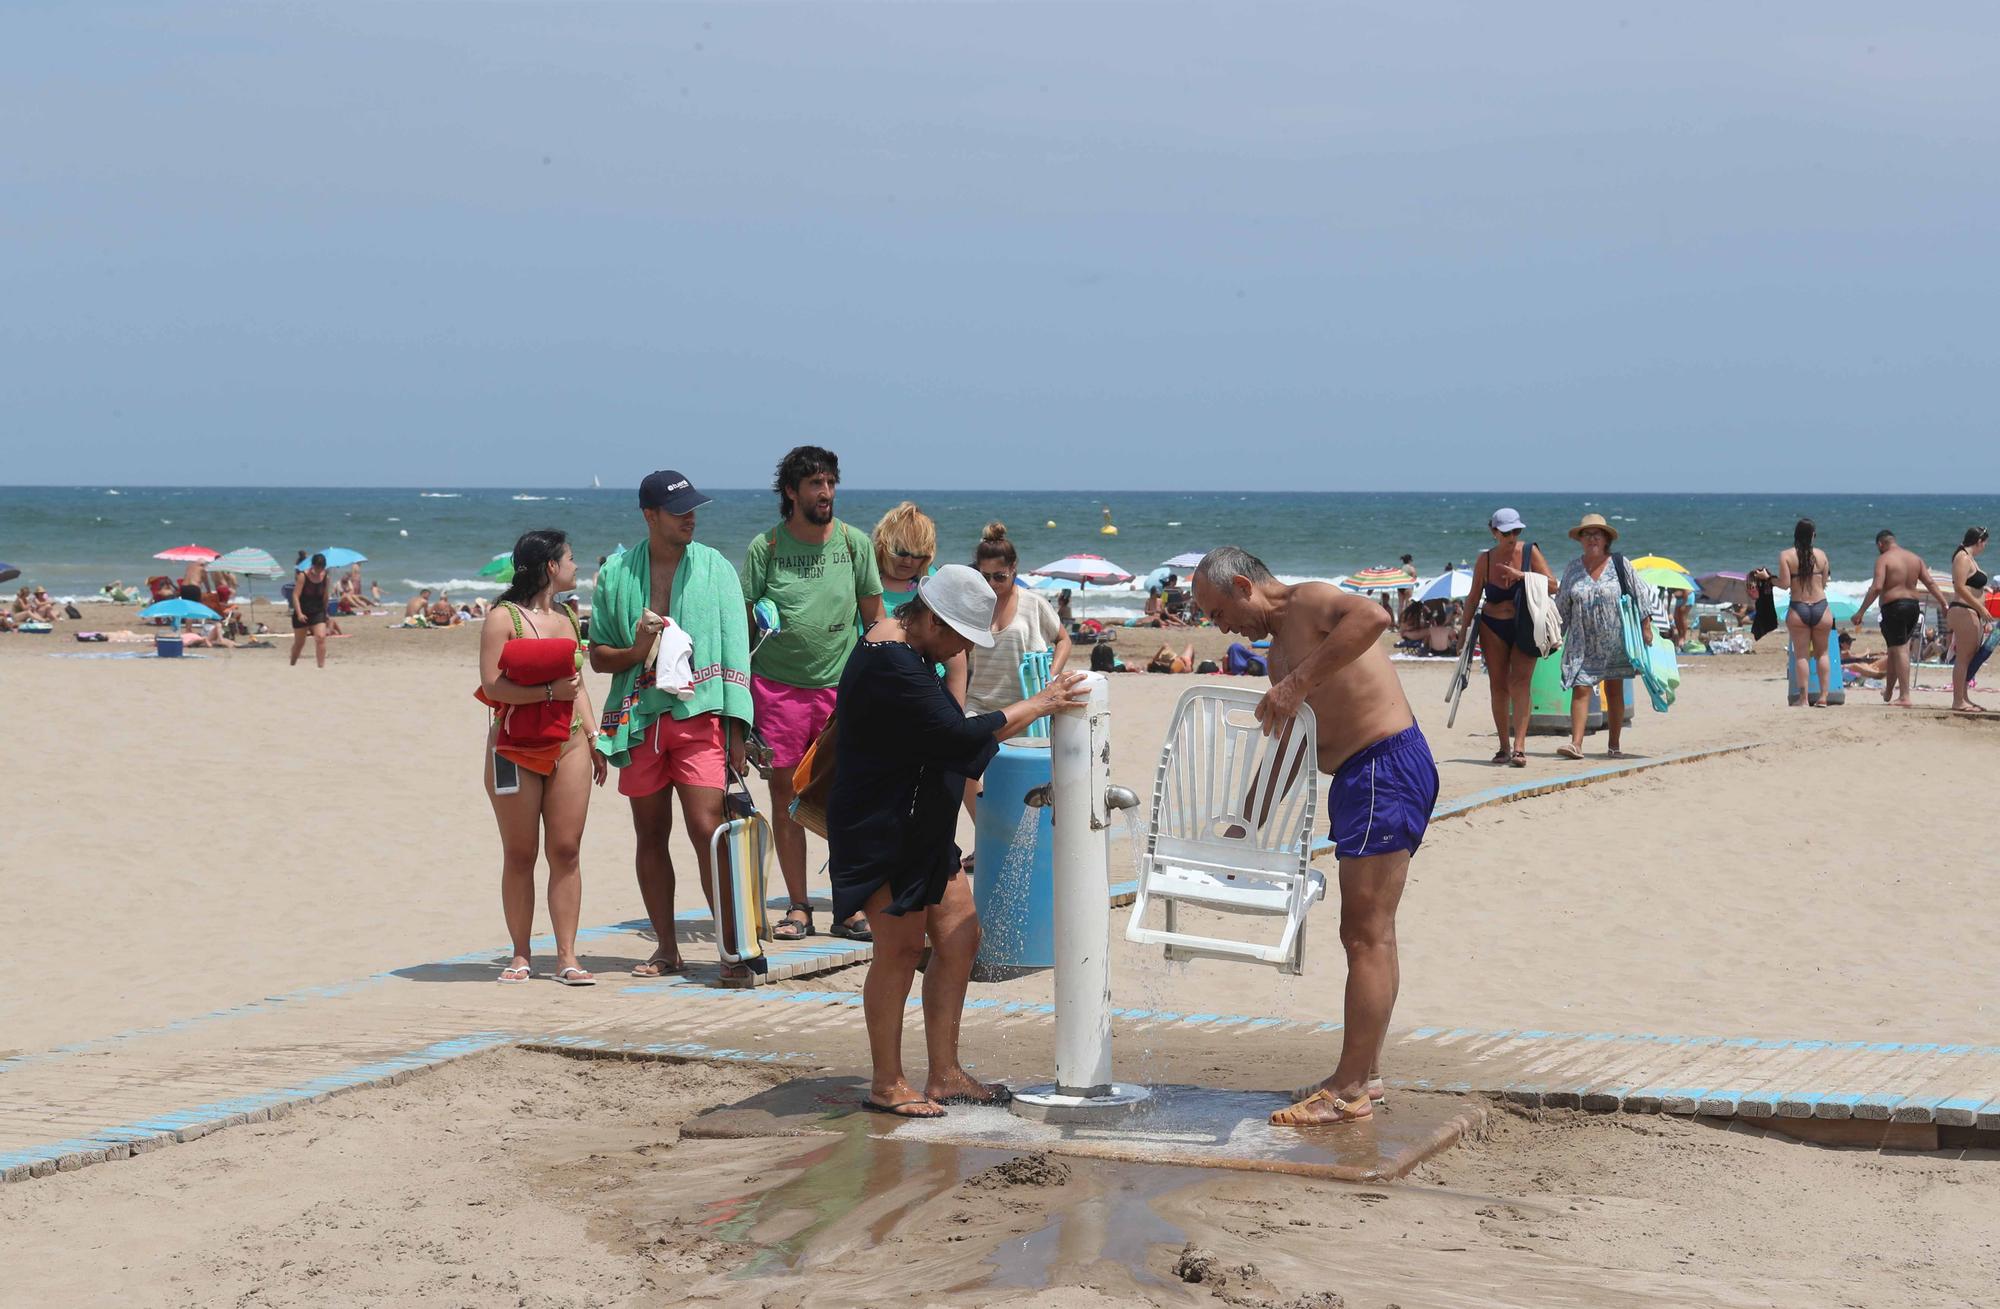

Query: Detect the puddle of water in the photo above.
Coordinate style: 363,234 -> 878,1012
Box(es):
676,1134 -> 1190,1291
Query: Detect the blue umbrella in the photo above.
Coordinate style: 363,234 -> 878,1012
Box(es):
138,597 -> 221,631
0,562 -> 18,585
1415,569 -> 1474,603
1160,551 -> 1207,570
296,547 -> 368,570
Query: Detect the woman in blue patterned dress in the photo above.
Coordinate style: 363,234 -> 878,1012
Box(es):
1553,514 -> 1654,760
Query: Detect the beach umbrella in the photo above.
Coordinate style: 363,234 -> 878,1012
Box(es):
296,547 -> 368,570
1638,566 -> 1695,594
1029,553 -> 1133,585
1341,565 -> 1418,593
154,543 -> 220,563
0,562 -> 18,585
209,547 -> 285,578
138,597 -> 220,632
1627,554 -> 1688,574
1160,551 -> 1207,570
477,552 -> 514,584
1696,571 -> 1749,606
1415,569 -> 1473,603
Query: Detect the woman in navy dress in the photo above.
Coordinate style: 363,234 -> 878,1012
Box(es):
830,565 -> 1086,1118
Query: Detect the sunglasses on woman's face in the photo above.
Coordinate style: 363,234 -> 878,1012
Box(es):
980,570 -> 1012,584
891,550 -> 932,561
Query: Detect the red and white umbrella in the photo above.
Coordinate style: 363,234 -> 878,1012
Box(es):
154,543 -> 220,563
1029,553 -> 1133,585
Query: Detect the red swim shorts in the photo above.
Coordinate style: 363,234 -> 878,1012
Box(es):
617,711 -> 728,796
751,674 -> 837,772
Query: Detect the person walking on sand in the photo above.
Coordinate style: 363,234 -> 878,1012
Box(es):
1459,508 -> 1555,767
831,566 -> 1089,1117
1852,530 -> 1952,708
1552,515 -> 1654,759
289,553 -> 331,667
479,529 -> 607,986
1945,527 -> 1991,713
1192,546 -> 1440,1128
590,471 -> 756,979
1777,517 -> 1834,708
743,446 -> 885,943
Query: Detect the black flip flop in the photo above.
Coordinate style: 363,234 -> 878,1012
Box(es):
829,916 -> 873,942
861,1097 -> 946,1119
772,903 -> 815,942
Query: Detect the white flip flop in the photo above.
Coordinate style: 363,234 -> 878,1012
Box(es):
497,963 -> 532,984
554,966 -> 597,987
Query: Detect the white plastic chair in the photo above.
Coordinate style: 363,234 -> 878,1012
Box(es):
1124,686 -> 1323,974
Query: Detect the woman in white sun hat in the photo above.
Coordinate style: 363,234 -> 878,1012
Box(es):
829,564 -> 1089,1120
1554,513 -> 1655,759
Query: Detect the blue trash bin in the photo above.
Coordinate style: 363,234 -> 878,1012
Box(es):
155,635 -> 185,658
971,739 -> 1055,977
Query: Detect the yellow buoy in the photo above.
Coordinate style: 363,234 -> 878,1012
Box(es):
1100,506 -> 1118,536
1044,520 -> 1057,529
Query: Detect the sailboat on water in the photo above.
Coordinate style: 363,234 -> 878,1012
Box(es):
592,474 -> 602,490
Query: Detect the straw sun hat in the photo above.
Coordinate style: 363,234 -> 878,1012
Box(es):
1567,513 -> 1619,543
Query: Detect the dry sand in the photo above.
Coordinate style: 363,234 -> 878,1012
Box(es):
3,606 -> 1996,1306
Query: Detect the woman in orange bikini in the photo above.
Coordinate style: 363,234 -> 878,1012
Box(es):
478,529 -> 608,986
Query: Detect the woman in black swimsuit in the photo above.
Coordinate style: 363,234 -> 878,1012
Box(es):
1778,518 -> 1833,708
289,552 -> 331,668
1947,526 -> 1991,713
1459,508 -> 1555,767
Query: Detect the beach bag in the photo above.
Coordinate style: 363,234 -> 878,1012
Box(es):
1613,555 -> 1675,712
788,713 -> 838,839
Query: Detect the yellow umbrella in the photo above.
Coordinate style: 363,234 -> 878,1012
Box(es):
1628,554 -> 1689,573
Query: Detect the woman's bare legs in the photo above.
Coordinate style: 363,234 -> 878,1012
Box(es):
1484,635 -> 1514,757
1566,684 -> 1591,756
860,883 -> 936,1113
1787,611 -> 1813,705
1810,613 -> 1832,705
539,745 -> 594,977
921,874 -> 1003,1103
487,743 -> 547,977
1603,680 -> 1627,753
1949,606 -> 1985,711
1507,647 -> 1536,758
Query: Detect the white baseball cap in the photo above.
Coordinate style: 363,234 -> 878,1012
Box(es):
1489,507 -> 1526,533
916,565 -> 997,647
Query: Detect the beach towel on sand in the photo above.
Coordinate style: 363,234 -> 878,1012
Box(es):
592,542 -> 753,769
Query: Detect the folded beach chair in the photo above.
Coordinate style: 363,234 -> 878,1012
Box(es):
711,770 -> 773,986
1124,687 -> 1323,974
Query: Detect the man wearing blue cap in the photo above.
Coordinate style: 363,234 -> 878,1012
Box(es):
591,470 -> 755,978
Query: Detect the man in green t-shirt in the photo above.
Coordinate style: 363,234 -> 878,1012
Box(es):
742,445 -> 884,942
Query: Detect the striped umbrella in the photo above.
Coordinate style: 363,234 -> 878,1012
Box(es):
1342,565 -> 1418,592
209,547 -> 286,578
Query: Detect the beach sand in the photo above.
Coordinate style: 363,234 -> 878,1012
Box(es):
3,605 -> 1995,1305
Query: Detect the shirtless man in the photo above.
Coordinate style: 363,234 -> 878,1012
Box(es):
405,589 -> 433,621
1193,546 -> 1441,1128
1852,530 -> 1950,707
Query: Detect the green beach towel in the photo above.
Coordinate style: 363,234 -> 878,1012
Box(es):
592,541 -> 753,768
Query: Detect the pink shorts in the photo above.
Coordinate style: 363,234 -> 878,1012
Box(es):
752,675 -> 837,771
617,712 -> 727,797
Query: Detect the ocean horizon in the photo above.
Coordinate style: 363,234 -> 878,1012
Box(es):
6,485 -> 1994,619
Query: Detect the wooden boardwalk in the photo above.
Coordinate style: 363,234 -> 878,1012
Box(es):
9,740 -> 1995,1183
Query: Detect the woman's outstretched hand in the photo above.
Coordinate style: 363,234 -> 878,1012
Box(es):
1034,671 -> 1092,717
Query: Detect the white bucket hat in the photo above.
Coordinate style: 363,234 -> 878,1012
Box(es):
916,565 -> 997,647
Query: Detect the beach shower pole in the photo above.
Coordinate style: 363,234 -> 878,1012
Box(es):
1014,671 -> 1149,1122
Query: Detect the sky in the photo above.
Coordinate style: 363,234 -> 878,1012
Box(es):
4,3 -> 1996,492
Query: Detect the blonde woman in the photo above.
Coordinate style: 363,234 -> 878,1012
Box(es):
871,501 -> 967,703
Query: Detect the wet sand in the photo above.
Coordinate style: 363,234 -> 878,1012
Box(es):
7,1050 -> 1997,1309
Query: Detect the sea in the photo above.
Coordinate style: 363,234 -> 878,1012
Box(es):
4,486 -> 1995,621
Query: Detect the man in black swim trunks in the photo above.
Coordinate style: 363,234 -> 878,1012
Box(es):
1853,530 -> 1950,707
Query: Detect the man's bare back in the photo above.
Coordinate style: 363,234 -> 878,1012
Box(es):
1262,582 -> 1418,772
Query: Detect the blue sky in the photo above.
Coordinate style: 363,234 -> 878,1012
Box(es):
4,3 -> 1995,491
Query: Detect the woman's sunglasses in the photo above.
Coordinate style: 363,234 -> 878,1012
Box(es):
980,570 -> 1013,583
891,549 -> 932,561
